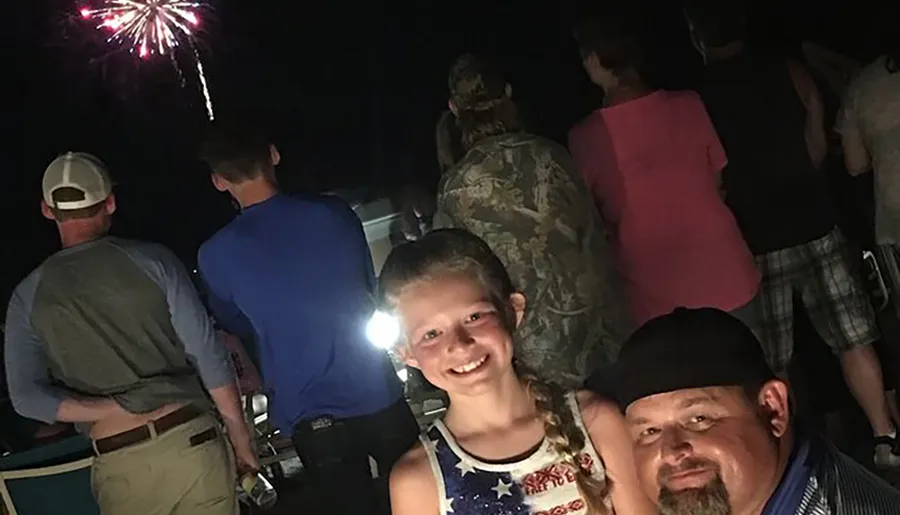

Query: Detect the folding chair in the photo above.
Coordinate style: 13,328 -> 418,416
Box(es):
0,436 -> 97,515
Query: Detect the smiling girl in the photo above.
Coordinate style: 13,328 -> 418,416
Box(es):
380,229 -> 654,515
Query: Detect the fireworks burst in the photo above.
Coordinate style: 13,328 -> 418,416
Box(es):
78,1 -> 215,120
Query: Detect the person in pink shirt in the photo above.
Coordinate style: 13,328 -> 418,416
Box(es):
568,11 -> 760,327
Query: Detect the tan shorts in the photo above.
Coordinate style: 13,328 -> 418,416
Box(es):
90,414 -> 237,515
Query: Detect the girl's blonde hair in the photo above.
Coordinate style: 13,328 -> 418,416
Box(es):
379,229 -> 610,514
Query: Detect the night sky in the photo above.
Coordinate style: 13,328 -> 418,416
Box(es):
0,0 -> 883,308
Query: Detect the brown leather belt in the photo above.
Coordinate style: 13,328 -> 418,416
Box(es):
93,405 -> 204,455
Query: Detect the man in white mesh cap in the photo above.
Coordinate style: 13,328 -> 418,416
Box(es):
4,152 -> 257,514
41,152 -> 114,214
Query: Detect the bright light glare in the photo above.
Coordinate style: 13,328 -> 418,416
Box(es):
396,368 -> 408,382
366,310 -> 400,349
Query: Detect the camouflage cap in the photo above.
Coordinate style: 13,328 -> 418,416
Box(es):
448,54 -> 509,112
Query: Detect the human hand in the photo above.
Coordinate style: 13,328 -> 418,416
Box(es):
232,438 -> 260,475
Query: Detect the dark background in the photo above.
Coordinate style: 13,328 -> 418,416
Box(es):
0,0 -> 887,307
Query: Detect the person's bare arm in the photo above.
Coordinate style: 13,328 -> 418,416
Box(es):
389,443 -> 441,515
841,126 -> 871,176
693,93 -> 729,199
55,398 -> 126,423
787,60 -> 828,169
140,242 -> 258,471
836,82 -> 871,176
579,391 -> 657,515
208,382 -> 258,472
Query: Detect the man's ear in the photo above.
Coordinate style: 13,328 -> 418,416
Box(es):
504,83 -> 513,99
105,194 -> 117,216
41,200 -> 56,221
757,379 -> 791,438
269,144 -> 281,167
509,292 -> 527,329
586,53 -> 612,84
448,100 -> 459,117
211,173 -> 229,192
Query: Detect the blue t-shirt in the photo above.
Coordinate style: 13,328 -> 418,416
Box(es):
198,193 -> 402,431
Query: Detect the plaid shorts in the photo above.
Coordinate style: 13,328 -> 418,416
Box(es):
755,227 -> 880,373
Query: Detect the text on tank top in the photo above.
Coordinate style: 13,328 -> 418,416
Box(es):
422,392 -> 607,515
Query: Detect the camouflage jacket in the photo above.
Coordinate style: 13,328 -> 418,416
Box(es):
435,132 -> 633,388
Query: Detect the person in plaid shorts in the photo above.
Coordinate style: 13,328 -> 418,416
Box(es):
686,0 -> 900,468
837,13 -> 900,445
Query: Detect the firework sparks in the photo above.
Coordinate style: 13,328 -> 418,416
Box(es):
78,1 -> 215,120
79,1 -> 201,59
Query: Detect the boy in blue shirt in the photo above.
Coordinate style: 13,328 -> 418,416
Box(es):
197,121 -> 417,515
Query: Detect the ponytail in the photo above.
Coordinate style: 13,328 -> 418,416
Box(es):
517,365 -> 611,514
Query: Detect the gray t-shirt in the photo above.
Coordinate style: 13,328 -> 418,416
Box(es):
837,56 -> 900,244
3,237 -> 234,425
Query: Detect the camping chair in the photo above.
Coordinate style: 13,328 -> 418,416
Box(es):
0,436 -> 97,515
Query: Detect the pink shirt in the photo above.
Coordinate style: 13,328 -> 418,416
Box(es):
569,90 -> 759,325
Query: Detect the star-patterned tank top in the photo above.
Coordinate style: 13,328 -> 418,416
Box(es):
422,392 -> 608,515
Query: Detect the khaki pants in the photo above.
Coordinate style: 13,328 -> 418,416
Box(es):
90,414 -> 237,515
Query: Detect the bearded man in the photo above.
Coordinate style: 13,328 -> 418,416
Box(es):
613,307 -> 900,515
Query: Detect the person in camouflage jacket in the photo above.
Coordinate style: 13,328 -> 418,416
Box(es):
434,54 -> 633,388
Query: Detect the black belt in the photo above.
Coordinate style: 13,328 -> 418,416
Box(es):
93,405 -> 207,455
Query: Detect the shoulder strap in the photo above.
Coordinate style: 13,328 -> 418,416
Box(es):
564,392 -> 609,479
421,425 -> 452,515
565,392 -> 588,433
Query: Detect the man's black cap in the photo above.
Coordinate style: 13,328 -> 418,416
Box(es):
608,307 -> 775,410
